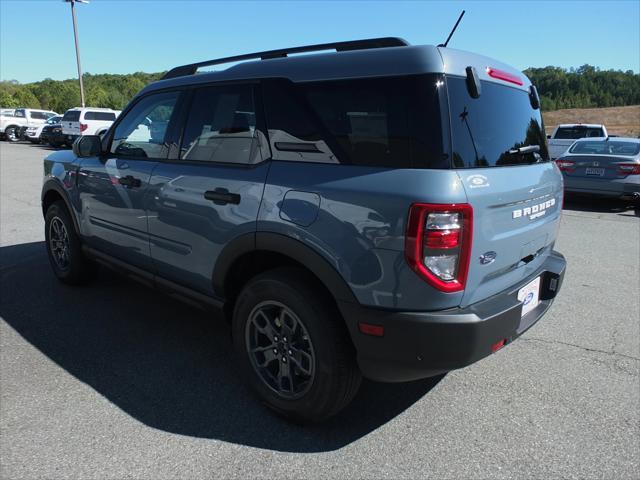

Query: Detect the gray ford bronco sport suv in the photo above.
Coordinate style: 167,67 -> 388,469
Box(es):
42,38 -> 566,422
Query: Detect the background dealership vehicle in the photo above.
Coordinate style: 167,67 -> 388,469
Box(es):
556,137 -> 640,200
548,123 -> 607,159
41,38 -> 566,422
25,115 -> 63,143
1,108 -> 57,142
60,107 -> 120,145
40,120 -> 66,148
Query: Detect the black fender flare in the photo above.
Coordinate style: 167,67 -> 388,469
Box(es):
212,232 -> 358,304
41,179 -> 81,235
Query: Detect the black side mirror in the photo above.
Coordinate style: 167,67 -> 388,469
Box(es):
73,135 -> 102,157
546,134 -> 551,139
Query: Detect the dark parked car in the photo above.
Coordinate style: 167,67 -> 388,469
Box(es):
41,37 -> 566,422
40,122 -> 66,148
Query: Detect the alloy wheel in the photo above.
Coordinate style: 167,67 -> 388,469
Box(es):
245,301 -> 316,399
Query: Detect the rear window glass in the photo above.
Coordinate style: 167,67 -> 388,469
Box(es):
263,75 -> 448,168
569,140 -> 640,156
447,76 -> 549,168
84,111 -> 116,121
62,111 -> 80,122
554,127 -> 604,139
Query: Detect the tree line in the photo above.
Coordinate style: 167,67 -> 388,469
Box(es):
1,65 -> 638,114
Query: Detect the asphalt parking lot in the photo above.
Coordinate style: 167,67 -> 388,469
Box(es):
1,141 -> 638,479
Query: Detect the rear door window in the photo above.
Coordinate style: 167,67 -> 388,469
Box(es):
263,75 -> 448,168
29,111 -> 50,120
62,111 -> 81,122
447,76 -> 549,167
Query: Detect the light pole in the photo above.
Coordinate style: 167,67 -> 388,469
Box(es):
65,0 -> 88,108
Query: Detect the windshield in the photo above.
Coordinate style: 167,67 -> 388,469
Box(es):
447,76 -> 549,168
569,140 -> 640,156
555,127 -> 604,139
48,116 -> 62,124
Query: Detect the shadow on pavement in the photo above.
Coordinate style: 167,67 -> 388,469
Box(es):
563,195 -> 639,217
0,241 -> 442,452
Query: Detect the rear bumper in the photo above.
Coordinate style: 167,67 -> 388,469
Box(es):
339,250 -> 566,382
564,175 -> 640,199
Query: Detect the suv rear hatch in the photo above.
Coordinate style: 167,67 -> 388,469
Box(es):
443,70 -> 563,308
61,110 -> 81,136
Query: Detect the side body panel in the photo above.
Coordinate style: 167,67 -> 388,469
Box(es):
258,162 -> 468,310
146,161 -> 269,295
76,155 -> 157,270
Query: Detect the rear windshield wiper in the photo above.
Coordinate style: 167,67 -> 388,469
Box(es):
508,145 -> 540,155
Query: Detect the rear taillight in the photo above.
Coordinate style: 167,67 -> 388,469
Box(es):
80,123 -> 88,132
405,203 -> 473,293
555,159 -> 576,172
617,163 -> 640,176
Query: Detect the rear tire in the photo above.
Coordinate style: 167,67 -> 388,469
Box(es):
232,267 -> 361,422
45,201 -> 96,285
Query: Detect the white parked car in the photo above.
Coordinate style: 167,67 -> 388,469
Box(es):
547,124 -> 607,160
0,108 -> 57,142
60,107 -> 121,145
24,115 -> 63,144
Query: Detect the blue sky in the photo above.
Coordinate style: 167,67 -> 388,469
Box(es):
1,0 -> 639,83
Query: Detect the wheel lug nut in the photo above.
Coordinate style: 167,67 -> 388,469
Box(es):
288,350 -> 293,355
274,336 -> 278,342
273,348 -> 278,354
282,357 -> 287,363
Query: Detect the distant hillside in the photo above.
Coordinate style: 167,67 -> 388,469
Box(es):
1,64 -> 639,120
543,105 -> 640,138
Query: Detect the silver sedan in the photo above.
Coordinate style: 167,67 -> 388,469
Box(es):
555,137 -> 640,201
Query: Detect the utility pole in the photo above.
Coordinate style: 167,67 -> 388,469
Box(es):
65,0 -> 88,107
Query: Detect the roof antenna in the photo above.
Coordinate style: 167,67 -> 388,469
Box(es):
438,10 -> 465,48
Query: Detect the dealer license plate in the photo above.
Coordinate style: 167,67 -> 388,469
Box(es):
518,276 -> 541,318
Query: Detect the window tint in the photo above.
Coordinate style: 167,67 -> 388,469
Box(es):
181,85 -> 259,164
62,110 -> 80,122
110,91 -> 179,159
263,75 -> 447,168
447,76 -> 549,168
554,127 -> 604,139
569,140 -> 640,156
84,111 -> 117,121
30,111 -> 55,120
14,109 -> 25,118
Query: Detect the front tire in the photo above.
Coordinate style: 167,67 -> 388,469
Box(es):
5,126 -> 19,142
44,201 -> 95,285
232,267 -> 361,422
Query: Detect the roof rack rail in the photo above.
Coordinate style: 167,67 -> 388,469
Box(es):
161,37 -> 409,80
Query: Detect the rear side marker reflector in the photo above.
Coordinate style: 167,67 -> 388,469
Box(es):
486,67 -> 524,86
491,339 -> 506,353
359,323 -> 385,337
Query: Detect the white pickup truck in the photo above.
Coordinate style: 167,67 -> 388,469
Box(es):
547,124 -> 607,160
0,108 -> 57,142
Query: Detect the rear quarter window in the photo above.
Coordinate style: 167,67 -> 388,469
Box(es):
84,111 -> 117,121
263,75 -> 448,168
